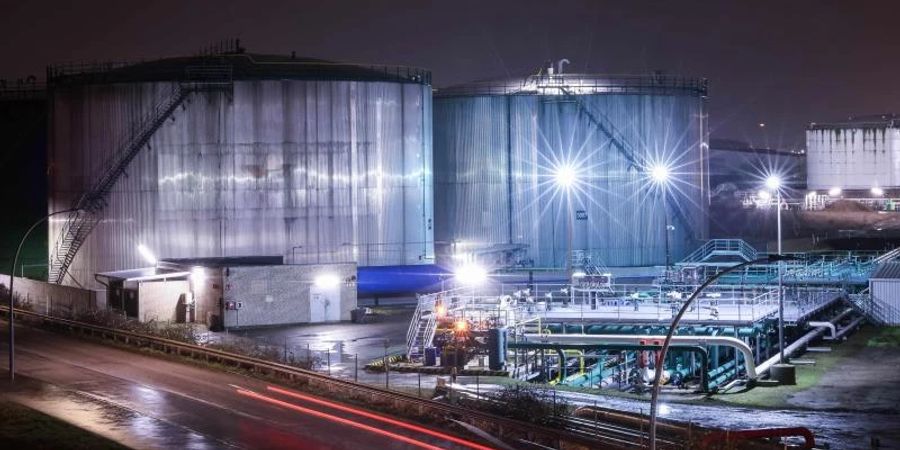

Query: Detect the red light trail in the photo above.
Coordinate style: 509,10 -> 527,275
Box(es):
266,385 -> 494,450
235,388 -> 484,450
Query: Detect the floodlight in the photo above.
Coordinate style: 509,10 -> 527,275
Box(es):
314,273 -> 341,288
650,164 -> 671,184
190,266 -> 206,284
554,164 -> 577,189
454,263 -> 488,286
137,244 -> 158,265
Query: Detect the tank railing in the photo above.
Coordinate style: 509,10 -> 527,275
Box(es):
184,64 -> 234,84
437,73 -> 708,97
0,81 -> 46,99
47,60 -> 137,82
48,57 -> 432,85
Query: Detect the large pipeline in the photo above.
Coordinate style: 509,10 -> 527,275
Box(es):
757,308 -> 854,376
524,333 -> 757,379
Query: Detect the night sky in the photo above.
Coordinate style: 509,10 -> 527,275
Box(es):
1,0 -> 898,148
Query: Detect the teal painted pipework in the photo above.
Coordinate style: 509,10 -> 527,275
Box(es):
509,342 -> 711,392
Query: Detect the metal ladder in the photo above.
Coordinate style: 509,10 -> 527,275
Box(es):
49,66 -> 232,284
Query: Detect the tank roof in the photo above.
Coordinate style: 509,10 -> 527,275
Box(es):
47,52 -> 431,87
809,114 -> 899,130
435,73 -> 708,98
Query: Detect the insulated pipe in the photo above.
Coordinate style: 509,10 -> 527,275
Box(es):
807,321 -> 836,339
833,316 -> 865,340
523,333 -> 757,379
509,342 -> 711,392
757,308 -> 854,376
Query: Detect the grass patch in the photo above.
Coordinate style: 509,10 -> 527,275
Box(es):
866,326 -> 900,348
704,326 -> 875,409
0,400 -> 127,450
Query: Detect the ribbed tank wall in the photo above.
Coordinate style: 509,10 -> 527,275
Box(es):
49,80 -> 433,288
434,92 -> 706,268
806,127 -> 900,190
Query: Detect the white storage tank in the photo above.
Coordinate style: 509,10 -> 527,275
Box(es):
806,116 -> 900,191
47,51 -> 434,288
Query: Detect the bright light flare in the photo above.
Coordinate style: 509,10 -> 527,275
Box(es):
435,303 -> 447,318
137,244 -> 157,265
454,320 -> 468,333
757,190 -> 771,200
872,187 -> 884,196
314,273 -> 341,288
454,263 -> 488,286
190,266 -> 206,284
828,187 -> 842,196
765,175 -> 782,190
554,164 -> 578,189
649,164 -> 671,184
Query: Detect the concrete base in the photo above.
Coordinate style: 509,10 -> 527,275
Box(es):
770,363 -> 797,385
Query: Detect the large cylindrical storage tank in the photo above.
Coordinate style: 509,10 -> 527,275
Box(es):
48,54 -> 433,288
434,73 -> 708,268
806,118 -> 900,191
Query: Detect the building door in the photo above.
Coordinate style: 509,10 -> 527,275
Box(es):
310,293 -> 325,322
310,284 -> 340,322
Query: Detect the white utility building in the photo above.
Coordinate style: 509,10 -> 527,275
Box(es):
869,261 -> 900,325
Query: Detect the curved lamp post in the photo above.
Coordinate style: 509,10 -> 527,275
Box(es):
7,208 -> 80,381
649,164 -> 672,274
648,253 -> 795,449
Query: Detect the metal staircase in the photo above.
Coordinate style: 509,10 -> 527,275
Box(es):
873,246 -> 900,265
557,86 -> 640,169
49,66 -> 232,284
405,289 -> 471,359
846,288 -> 899,325
406,296 -> 438,360
572,250 -> 609,275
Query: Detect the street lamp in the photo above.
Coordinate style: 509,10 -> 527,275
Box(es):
650,164 -> 673,273
648,254 -> 796,450
554,164 -> 578,283
764,175 -> 787,365
7,207 -> 81,381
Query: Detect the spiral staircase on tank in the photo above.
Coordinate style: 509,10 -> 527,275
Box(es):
48,65 -> 233,285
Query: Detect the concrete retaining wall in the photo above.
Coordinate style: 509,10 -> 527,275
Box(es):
0,272 -> 97,316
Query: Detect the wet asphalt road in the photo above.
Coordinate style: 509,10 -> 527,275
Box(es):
0,324 -> 486,450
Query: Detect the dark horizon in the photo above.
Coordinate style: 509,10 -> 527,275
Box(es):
1,0 -> 898,148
